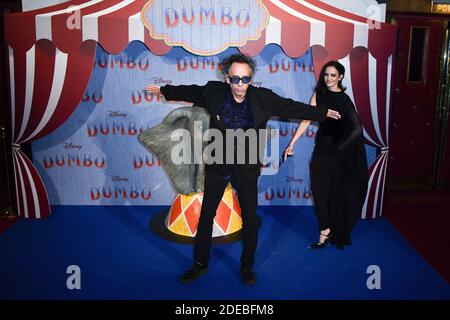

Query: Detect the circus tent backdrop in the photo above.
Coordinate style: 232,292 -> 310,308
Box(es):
3,0 -> 397,219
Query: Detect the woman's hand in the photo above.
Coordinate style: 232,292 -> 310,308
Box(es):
145,85 -> 161,95
283,144 -> 295,161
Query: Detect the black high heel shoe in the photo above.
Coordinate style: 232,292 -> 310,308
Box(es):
308,232 -> 332,249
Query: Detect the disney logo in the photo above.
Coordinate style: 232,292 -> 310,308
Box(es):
152,77 -> 172,85
286,176 -> 303,183
107,111 -> 127,118
109,175 -> 129,183
63,142 -> 82,150
252,80 -> 263,87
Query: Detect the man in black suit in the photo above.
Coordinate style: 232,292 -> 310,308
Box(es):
146,54 -> 340,285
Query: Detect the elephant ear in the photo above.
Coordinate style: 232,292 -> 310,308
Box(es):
138,106 -> 210,194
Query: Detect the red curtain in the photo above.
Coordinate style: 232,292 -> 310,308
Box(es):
6,40 -> 96,218
349,49 -> 395,219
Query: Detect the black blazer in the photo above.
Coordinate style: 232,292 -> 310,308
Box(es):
160,81 -> 328,178
161,81 -> 327,130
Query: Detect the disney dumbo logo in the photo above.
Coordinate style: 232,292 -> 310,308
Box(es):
141,0 -> 269,55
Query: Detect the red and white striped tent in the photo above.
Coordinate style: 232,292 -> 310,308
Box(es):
4,0 -> 397,219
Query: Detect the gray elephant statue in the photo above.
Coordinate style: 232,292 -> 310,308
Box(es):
138,106 -> 210,195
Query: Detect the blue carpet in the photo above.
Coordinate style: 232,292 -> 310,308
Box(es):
0,206 -> 449,300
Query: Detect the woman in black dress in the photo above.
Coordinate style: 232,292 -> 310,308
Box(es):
284,61 -> 368,249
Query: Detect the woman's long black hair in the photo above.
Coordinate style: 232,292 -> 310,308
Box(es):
315,61 -> 346,94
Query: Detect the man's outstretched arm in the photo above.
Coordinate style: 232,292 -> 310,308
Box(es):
267,90 -> 340,121
146,84 -> 206,106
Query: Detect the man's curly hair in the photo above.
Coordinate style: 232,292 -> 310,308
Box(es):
219,53 -> 257,76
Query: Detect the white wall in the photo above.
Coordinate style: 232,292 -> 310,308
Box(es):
22,0 -> 69,12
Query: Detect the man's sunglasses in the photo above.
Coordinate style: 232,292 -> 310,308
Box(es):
228,75 -> 252,84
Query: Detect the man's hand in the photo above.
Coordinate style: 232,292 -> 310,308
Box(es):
326,109 -> 341,120
145,85 -> 161,95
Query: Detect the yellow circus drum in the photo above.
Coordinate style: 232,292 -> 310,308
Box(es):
166,184 -> 242,237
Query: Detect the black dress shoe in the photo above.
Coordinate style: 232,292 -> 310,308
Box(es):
180,263 -> 208,284
240,267 -> 256,285
308,232 -> 332,249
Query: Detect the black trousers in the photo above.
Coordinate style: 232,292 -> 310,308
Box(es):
194,165 -> 259,268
